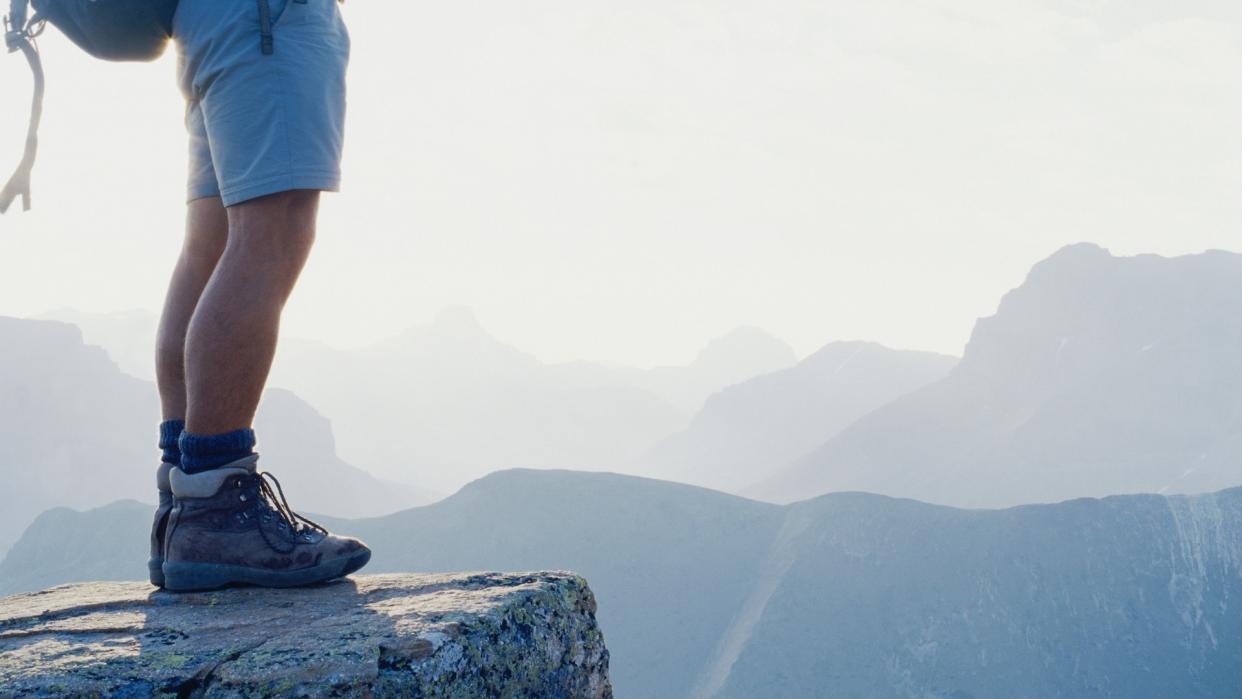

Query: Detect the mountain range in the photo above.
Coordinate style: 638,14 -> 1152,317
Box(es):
749,244 -> 1242,506
25,244 -> 1242,513
22,244 -> 1242,514
635,341 -> 956,492
43,306 -> 801,494
1,469 -> 1237,699
0,317 -> 434,556
8,244 -> 1242,697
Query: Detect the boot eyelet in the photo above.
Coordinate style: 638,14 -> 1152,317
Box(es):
239,494 -> 247,501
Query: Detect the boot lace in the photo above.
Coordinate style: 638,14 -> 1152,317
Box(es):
237,471 -> 327,546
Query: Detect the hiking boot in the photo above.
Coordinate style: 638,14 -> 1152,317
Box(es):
162,454 -> 371,592
148,462 -> 175,588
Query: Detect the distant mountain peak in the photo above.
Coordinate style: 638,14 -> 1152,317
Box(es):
381,305 -> 509,352
431,305 -> 484,333
750,244 -> 1242,508
690,326 -> 796,382
695,325 -> 792,359
1017,242 -> 1114,289
1043,241 -> 1111,261
964,245 -> 1242,375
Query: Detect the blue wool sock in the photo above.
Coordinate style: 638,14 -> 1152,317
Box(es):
178,428 -> 257,474
159,419 -> 185,466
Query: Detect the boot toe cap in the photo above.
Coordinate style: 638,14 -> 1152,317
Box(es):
330,535 -> 369,557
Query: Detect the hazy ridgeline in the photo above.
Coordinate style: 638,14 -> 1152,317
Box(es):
23,244 -> 1242,509
1,244 -> 1241,697
752,243 -> 1242,505
0,318 -> 436,554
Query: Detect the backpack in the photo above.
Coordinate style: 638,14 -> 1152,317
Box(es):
2,0 -> 179,213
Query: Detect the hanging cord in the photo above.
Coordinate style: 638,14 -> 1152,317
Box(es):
1,11 -> 45,214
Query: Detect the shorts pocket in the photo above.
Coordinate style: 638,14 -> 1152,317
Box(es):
268,0 -> 290,28
271,0 -> 318,30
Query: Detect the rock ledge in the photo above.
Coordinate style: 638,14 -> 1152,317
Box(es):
0,571 -> 611,698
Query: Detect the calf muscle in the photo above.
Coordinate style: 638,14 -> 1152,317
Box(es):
183,190 -> 320,435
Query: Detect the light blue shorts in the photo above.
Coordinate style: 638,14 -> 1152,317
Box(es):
173,0 -> 350,207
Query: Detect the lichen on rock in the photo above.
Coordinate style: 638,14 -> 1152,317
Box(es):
0,571 -> 612,698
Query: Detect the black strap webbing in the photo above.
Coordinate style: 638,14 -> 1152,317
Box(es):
1,21 -> 43,214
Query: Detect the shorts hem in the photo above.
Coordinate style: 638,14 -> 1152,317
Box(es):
187,186 -> 222,204
219,172 -> 342,207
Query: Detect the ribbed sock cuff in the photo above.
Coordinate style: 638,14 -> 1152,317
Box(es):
159,419 -> 186,466
178,428 -> 257,474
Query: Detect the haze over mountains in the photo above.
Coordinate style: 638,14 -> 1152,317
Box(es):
750,244 -> 1242,506
0,318 -> 430,555
4,243 -> 1242,697
636,341 -> 956,492
0,318 -> 154,555
269,309 -> 803,492
3,469 -> 1237,699
49,305 -> 799,494
26,244 -> 1242,507
37,308 -> 158,382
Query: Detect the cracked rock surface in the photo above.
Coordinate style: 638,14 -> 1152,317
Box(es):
0,571 -> 612,698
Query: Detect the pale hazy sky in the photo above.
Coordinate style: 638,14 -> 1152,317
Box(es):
0,0 -> 1238,366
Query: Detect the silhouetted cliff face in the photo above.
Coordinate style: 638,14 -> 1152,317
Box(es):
0,572 -> 611,699
0,317 -> 431,557
752,245 -> 1242,506
0,317 -> 155,555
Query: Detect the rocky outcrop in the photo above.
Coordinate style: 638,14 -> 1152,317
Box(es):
0,572 -> 611,698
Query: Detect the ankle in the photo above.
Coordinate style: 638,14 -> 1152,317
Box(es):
179,428 -> 257,473
159,419 -> 186,466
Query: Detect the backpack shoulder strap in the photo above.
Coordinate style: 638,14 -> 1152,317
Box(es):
1,10 -> 44,214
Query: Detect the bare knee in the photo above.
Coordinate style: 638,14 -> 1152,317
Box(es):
155,332 -> 187,372
216,190 -> 321,302
226,189 -> 320,260
181,196 -> 229,272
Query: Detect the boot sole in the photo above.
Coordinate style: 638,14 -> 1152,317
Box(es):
149,557 -> 165,588
161,549 -> 372,592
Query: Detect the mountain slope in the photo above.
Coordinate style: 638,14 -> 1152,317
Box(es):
352,470 -> 783,699
749,245 -> 1242,506
0,470 -> 785,699
31,306 -> 798,494
719,488 -> 1241,699
251,388 -> 442,514
0,318 -> 156,554
0,500 -> 151,597
5,469 -> 1237,699
637,341 -> 956,492
35,308 -> 158,381
269,309 -> 795,492
0,317 -> 427,555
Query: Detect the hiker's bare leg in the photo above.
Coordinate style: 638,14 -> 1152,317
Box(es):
155,197 -> 229,421
183,190 -> 319,435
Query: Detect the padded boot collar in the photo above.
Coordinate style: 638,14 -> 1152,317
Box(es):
169,454 -> 260,499
156,462 -> 174,493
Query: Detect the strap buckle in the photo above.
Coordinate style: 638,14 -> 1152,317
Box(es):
4,12 -> 43,52
4,14 -> 21,52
